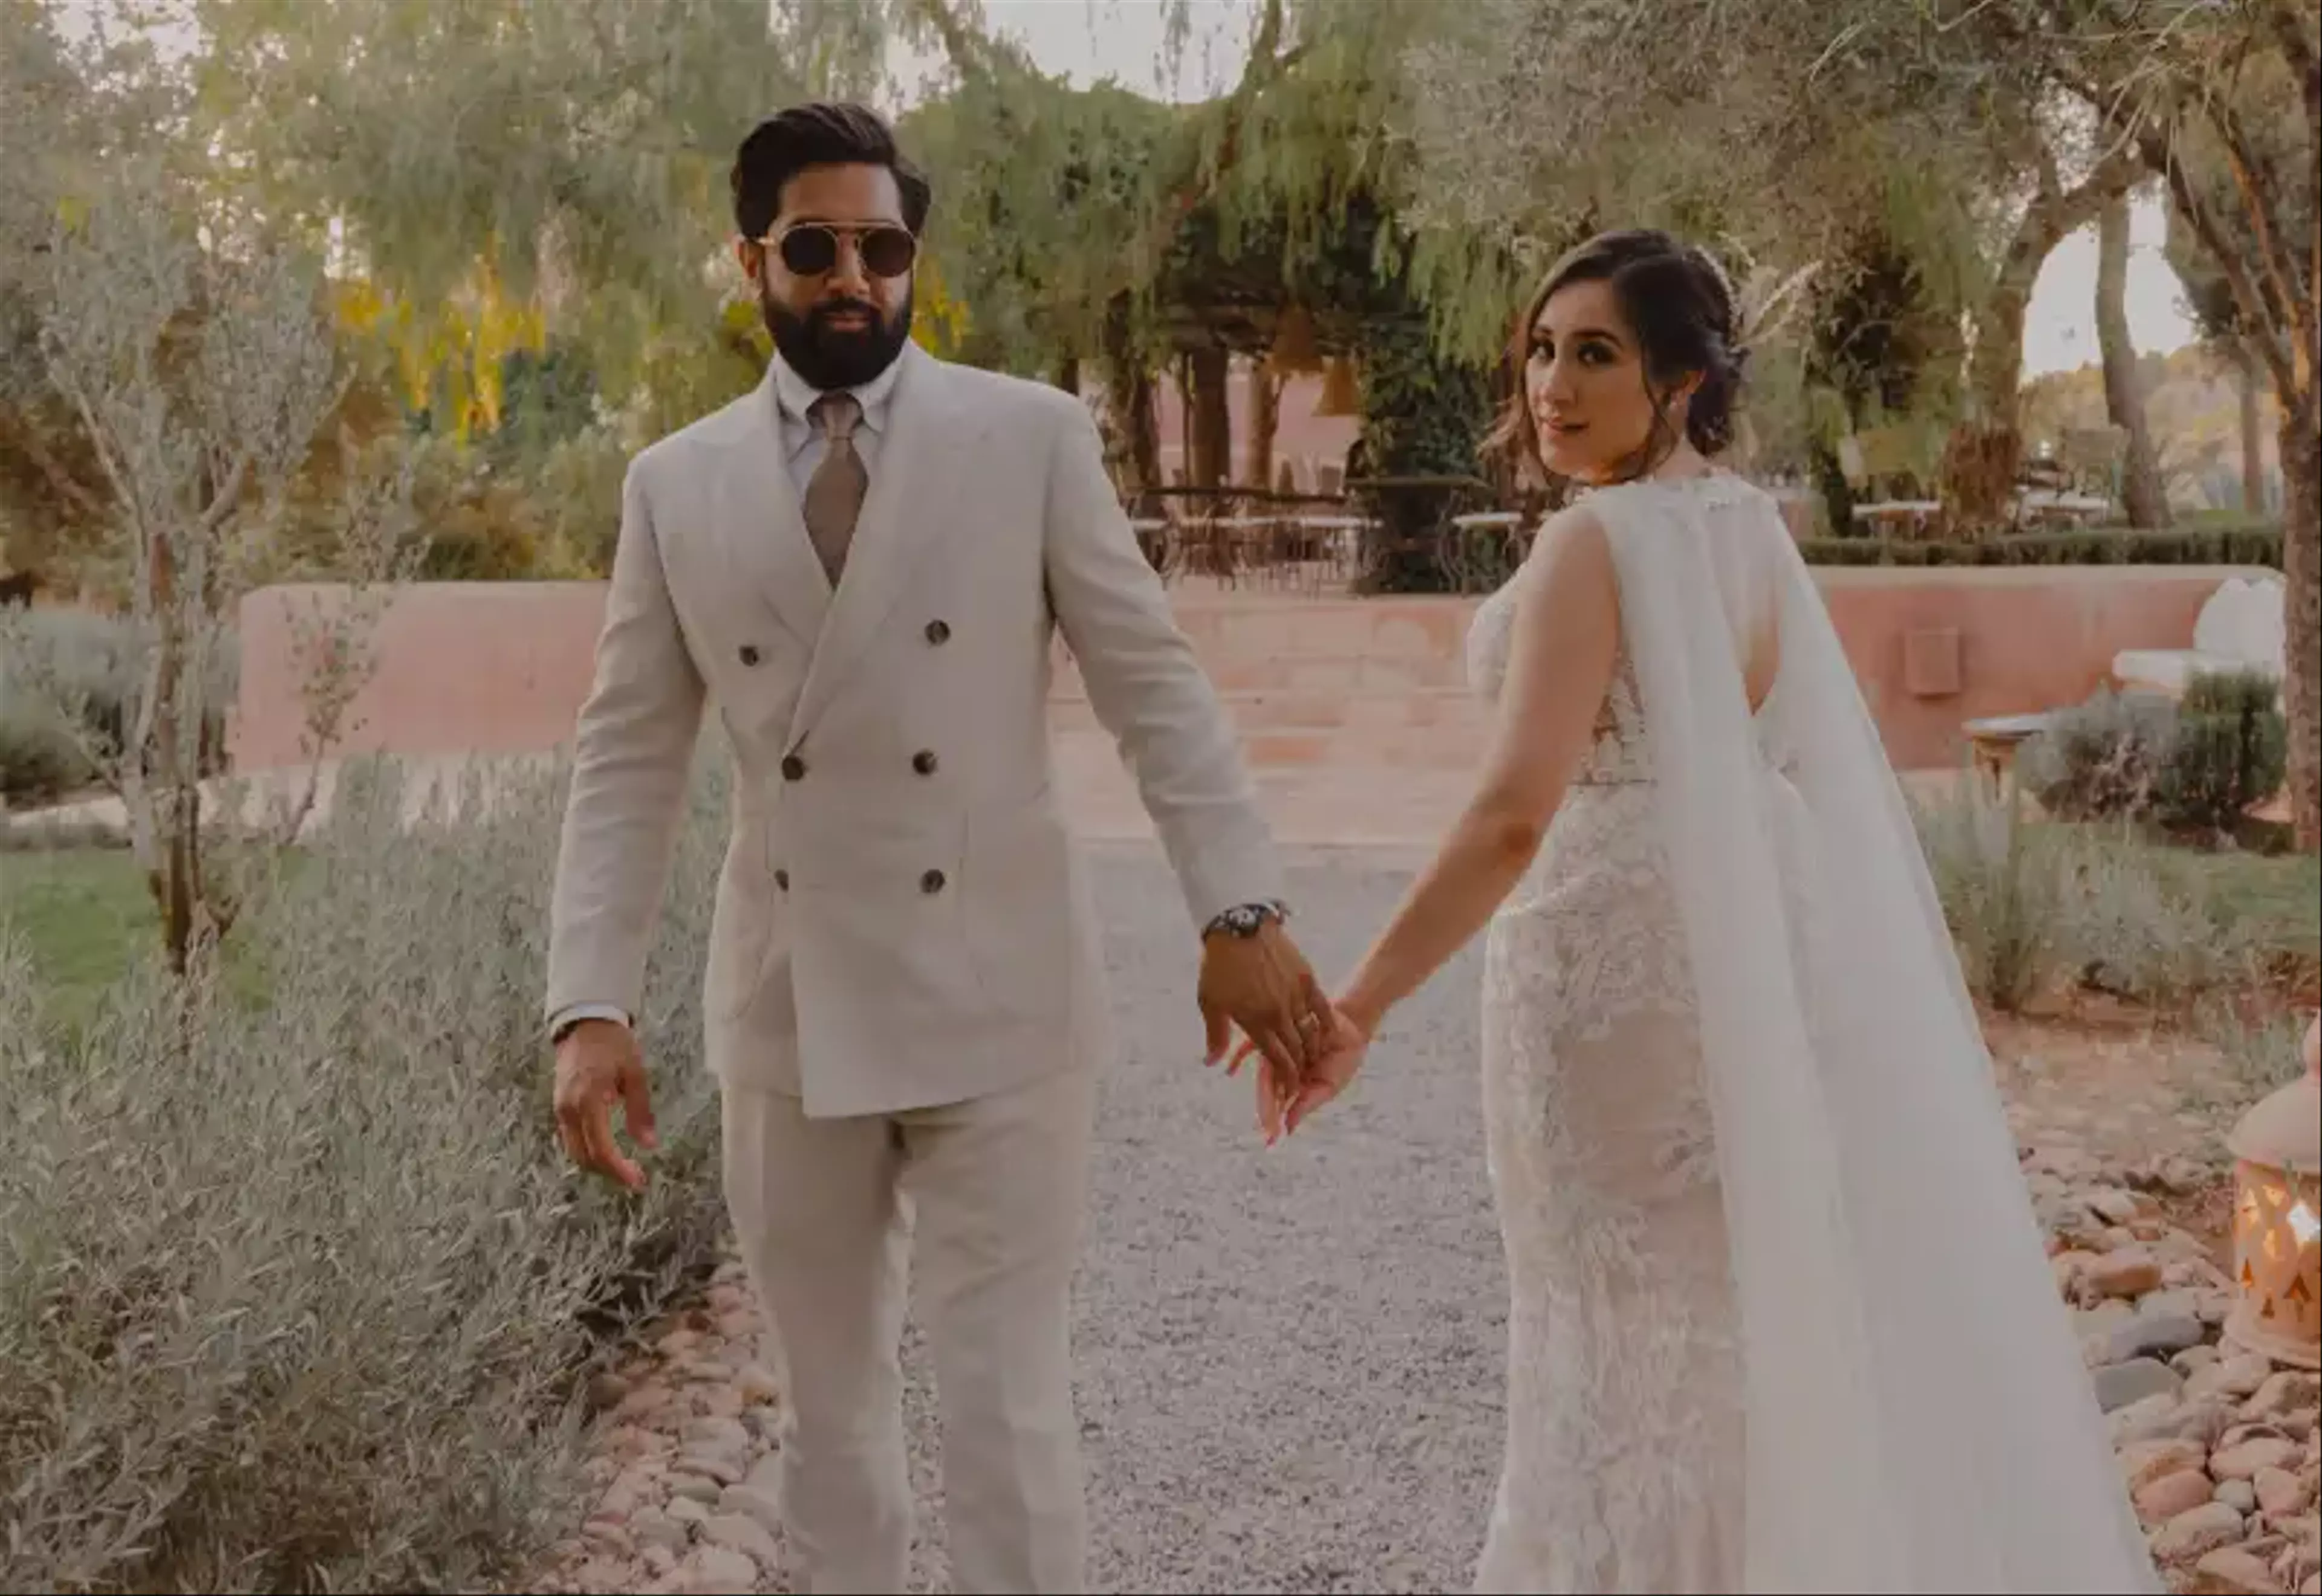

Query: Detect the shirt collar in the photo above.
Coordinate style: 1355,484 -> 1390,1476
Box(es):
770,346 -> 905,439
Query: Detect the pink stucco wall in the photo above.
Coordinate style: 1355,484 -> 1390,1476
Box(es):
231,566 -> 2245,775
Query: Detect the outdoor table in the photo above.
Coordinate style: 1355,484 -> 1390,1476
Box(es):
1962,711 -> 2057,796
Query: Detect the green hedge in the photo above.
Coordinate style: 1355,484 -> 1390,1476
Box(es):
1800,521 -> 2284,569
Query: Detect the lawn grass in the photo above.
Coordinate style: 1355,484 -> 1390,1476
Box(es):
0,843 -> 281,1027
0,843 -> 155,1025
2134,837 -> 2320,964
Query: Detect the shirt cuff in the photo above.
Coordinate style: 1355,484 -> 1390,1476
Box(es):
550,1002 -> 633,1040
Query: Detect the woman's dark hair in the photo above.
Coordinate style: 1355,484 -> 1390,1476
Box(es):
1486,229 -> 1748,487
730,102 -> 932,241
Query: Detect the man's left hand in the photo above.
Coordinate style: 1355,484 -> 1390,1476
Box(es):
1198,920 -> 1330,1080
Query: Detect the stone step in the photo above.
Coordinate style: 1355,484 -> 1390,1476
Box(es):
1049,600 -> 1484,696
1048,704 -> 1488,771
1047,687 -> 1486,736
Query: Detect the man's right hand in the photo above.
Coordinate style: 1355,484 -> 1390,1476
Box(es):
553,1019 -> 659,1192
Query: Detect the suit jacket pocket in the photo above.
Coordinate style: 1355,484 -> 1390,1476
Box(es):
964,809 -> 1081,1021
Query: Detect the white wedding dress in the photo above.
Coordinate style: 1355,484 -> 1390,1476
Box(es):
1459,473 -> 2160,1594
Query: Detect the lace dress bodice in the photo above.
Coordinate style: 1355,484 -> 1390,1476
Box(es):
1454,480 -> 1782,1591
1463,577 -> 1654,787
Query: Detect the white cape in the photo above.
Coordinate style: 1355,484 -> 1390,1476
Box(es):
1590,476 -> 2160,1592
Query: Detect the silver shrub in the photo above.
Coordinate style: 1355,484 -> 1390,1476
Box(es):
0,750 -> 731,1592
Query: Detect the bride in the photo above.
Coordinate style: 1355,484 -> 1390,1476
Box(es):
1236,230 -> 2161,1593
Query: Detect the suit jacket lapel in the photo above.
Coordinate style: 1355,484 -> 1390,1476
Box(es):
716,368 -> 831,650
787,345 -> 982,747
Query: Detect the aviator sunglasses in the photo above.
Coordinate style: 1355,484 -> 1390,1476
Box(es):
761,222 -> 918,279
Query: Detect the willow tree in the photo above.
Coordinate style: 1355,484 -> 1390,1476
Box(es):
184,0 -> 905,432
1391,0 -> 2150,537
1906,0 -> 2318,847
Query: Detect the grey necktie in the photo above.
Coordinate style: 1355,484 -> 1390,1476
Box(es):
802,392 -> 867,584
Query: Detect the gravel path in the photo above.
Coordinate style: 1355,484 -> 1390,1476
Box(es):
531,843 -> 2322,1595
1065,846 -> 1501,1594
538,845 -> 1507,1595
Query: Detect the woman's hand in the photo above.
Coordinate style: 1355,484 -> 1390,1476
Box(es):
1228,1001 -> 1373,1144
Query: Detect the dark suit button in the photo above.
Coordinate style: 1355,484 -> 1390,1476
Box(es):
912,750 -> 938,775
739,644 -> 761,666
920,868 -> 946,894
925,619 -> 951,644
773,869 -> 789,890
781,754 -> 806,781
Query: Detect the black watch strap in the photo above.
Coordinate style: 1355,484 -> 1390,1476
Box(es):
1203,900 -> 1287,939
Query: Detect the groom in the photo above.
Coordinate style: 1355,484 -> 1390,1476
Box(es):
544,103 -> 1328,1593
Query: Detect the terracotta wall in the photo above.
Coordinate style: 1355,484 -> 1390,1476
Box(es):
231,566 -> 2244,774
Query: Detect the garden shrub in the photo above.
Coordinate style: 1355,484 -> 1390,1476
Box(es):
0,754 -> 729,1592
2153,669 -> 2286,836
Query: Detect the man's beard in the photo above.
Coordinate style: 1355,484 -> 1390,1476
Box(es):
763,287 -> 913,391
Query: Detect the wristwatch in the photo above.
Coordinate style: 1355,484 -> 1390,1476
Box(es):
1203,900 -> 1287,939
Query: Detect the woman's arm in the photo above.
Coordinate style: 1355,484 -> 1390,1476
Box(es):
1337,506 -> 1621,1034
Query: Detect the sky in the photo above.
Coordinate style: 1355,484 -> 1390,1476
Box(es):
918,0 -> 2200,378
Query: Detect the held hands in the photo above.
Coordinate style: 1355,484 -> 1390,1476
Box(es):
553,1019 -> 660,1192
1228,1000 -> 1371,1145
1197,918 -> 1332,1080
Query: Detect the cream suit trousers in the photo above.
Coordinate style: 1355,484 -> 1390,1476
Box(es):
720,1066 -> 1097,1594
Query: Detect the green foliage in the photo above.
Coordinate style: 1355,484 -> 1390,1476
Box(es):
0,756 -> 732,1593
1913,783 -> 2086,1012
1348,314 -> 1498,594
2156,670 -> 2288,836
1798,522 -> 2286,568
1911,780 -> 2266,1014
0,606 -> 232,805
2020,688 -> 2181,823
2020,670 -> 2289,838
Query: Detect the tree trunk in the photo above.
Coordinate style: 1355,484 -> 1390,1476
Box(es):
1940,277 -> 2032,536
1188,346 -> 1232,490
2233,340 -> 2266,513
2097,193 -> 2170,528
2281,400 -> 2320,851
1053,356 -> 1080,395
1942,155 -> 2137,537
1124,366 -> 1159,492
1246,361 -> 1280,490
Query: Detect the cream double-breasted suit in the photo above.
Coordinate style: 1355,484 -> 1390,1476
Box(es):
545,343 -> 1284,1592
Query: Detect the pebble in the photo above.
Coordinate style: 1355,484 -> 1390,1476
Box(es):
669,1474 -> 724,1507
686,1545 -> 761,1593
675,1452 -> 743,1487
2257,1467 -> 2315,1517
520,1127 -> 2322,1594
2087,1248 -> 2165,1299
2155,1500 -> 2249,1560
2137,1468 -> 2217,1523
2122,1438 -> 2210,1492
2096,1358 -> 2185,1414
630,1508 -> 691,1555
2196,1544 -> 2289,1594
719,1483 -> 784,1533
2195,1355 -> 2285,1403
2248,1375 -> 2322,1421
703,1511 -> 781,1566
2098,1312 -> 2208,1366
2219,1440 -> 2306,1482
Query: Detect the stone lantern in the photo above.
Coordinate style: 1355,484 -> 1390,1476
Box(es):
2222,1016 -> 2321,1369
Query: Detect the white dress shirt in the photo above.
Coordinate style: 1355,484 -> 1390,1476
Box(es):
551,349 -> 903,1042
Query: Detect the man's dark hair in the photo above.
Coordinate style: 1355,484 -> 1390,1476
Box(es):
730,102 -> 932,241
